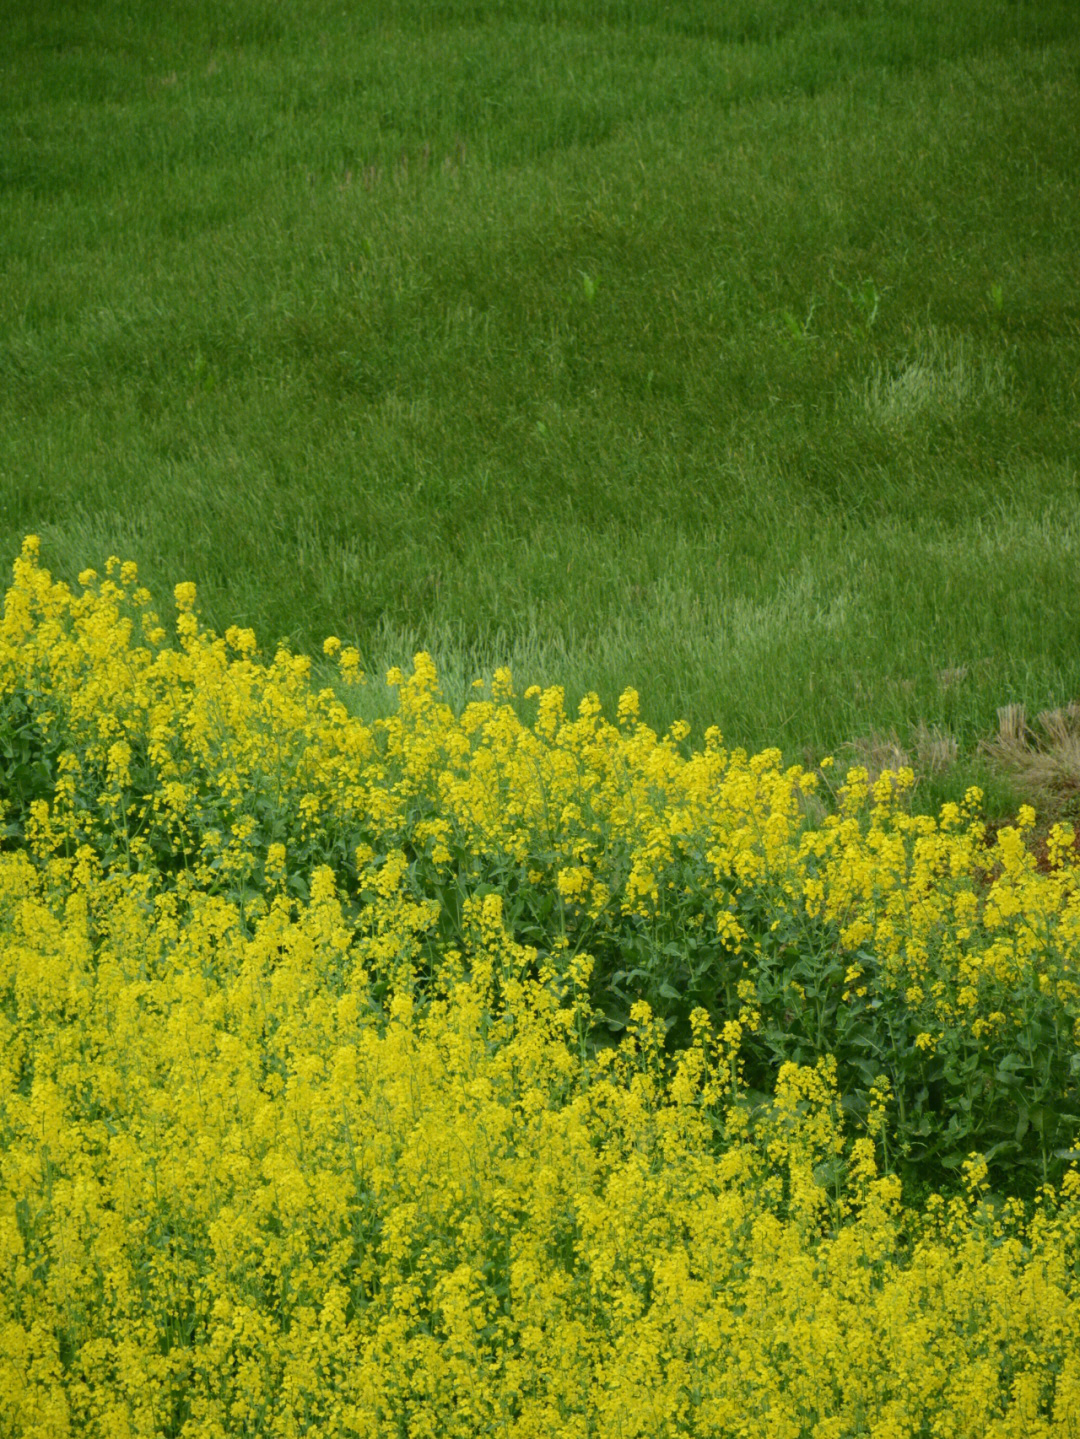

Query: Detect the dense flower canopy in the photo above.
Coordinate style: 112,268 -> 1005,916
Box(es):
2,538 -> 1080,1437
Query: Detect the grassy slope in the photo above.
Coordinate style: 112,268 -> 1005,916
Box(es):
2,0 -> 1078,812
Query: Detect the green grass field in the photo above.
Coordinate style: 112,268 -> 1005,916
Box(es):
3,0 -> 1078,816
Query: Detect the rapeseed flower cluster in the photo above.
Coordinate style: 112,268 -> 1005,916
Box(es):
2,539 -> 1080,1435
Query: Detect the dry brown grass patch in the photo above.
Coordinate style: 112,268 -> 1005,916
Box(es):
977,701 -> 1080,818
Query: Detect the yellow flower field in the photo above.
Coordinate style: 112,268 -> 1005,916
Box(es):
2,539 -> 1080,1437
